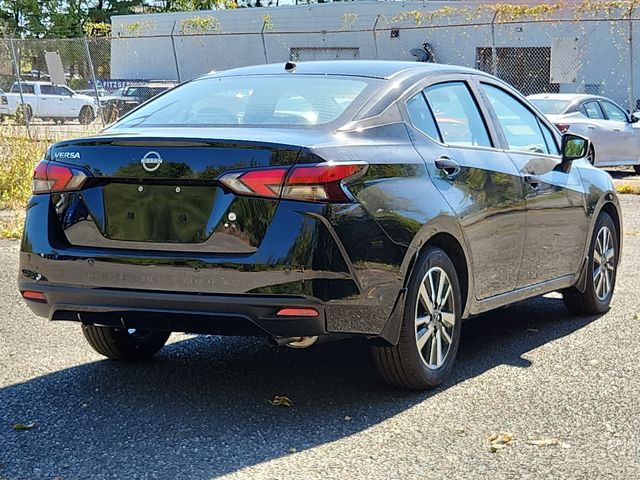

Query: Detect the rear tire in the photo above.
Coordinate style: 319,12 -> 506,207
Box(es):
82,325 -> 170,361
373,247 -> 462,390
563,212 -> 618,315
78,105 -> 95,125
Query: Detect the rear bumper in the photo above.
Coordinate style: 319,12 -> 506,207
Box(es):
19,194 -> 408,338
20,282 -> 327,337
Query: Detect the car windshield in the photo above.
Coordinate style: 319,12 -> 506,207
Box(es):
111,75 -> 376,128
529,99 -> 570,114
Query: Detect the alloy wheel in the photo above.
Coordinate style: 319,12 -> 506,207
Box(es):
593,225 -> 615,301
414,266 -> 456,369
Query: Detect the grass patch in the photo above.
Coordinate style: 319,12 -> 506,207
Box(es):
0,129 -> 48,210
0,128 -> 48,239
615,183 -> 640,195
0,210 -> 25,239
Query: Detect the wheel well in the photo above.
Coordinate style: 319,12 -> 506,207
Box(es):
599,201 -> 621,249
421,233 -> 470,314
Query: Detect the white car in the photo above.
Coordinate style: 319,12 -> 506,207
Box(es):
0,89 -> 10,122
5,81 -> 98,124
527,93 -> 640,173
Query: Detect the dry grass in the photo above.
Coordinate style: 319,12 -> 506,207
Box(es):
616,183 -> 640,195
0,210 -> 25,239
0,123 -> 102,239
0,127 -> 49,239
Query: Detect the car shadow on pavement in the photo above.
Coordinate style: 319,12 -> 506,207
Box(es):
0,294 -> 601,480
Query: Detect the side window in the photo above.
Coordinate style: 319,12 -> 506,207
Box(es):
583,101 -> 604,119
539,120 -> 560,156
53,86 -> 72,96
406,92 -> 440,141
12,84 -> 34,94
423,82 -> 491,148
40,85 -> 54,95
481,83 -> 548,154
601,101 -> 627,122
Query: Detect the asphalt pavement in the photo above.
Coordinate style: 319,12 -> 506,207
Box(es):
0,197 -> 639,480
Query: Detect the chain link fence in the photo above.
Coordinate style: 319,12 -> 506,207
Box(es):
2,4 -> 640,137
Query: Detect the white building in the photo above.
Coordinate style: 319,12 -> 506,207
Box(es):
110,0 -> 639,108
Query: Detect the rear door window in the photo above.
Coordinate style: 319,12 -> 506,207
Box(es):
406,92 -> 441,141
582,101 -> 605,119
11,83 -> 35,94
423,82 -> 491,148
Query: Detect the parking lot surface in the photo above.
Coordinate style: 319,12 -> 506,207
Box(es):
1,197 -> 639,480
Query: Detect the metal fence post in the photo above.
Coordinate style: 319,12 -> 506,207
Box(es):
630,13 -> 635,111
84,37 -> 104,125
372,15 -> 381,60
9,37 -> 30,138
261,19 -> 269,64
490,11 -> 498,76
170,20 -> 182,82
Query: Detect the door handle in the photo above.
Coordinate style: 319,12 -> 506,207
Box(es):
614,128 -> 622,132
524,174 -> 541,191
587,125 -> 595,129
434,157 -> 461,178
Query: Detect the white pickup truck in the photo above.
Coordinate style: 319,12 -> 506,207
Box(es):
6,81 -> 98,124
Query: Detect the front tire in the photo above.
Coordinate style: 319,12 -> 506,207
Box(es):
586,145 -> 596,166
563,212 -> 618,315
82,325 -> 170,361
373,247 -> 462,390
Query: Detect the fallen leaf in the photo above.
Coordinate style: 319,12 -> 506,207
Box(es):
634,314 -> 639,321
526,438 -> 561,447
269,395 -> 293,407
288,447 -> 297,454
344,416 -> 352,421
526,328 -> 539,332
12,422 -> 36,430
488,432 -> 513,452
454,427 -> 466,434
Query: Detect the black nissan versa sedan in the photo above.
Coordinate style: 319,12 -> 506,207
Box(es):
19,61 -> 621,390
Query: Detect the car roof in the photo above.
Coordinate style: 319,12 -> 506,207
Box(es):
207,60 -> 478,80
527,93 -> 603,102
126,83 -> 175,88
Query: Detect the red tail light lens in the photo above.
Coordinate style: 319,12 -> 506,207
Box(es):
32,161 -> 89,194
21,291 -> 46,302
276,307 -> 319,317
555,124 -> 570,133
218,163 -> 366,203
218,168 -> 288,199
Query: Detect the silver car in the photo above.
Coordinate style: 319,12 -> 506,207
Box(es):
528,93 -> 640,173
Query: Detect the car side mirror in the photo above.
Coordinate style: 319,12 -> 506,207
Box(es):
560,133 -> 590,169
631,112 -> 640,123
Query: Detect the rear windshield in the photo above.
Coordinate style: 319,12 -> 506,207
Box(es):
529,99 -> 570,115
111,75 -> 376,129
